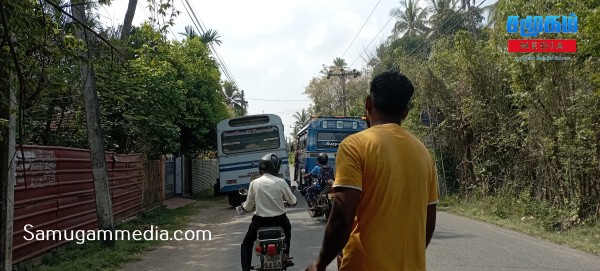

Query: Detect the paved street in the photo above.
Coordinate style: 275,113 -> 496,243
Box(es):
121,169 -> 600,271
120,194 -> 600,271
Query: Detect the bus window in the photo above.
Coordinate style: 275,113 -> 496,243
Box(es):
221,126 -> 280,154
316,132 -> 351,149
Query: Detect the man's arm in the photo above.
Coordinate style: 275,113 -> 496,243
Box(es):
426,203 -> 436,247
242,182 -> 255,211
314,187 -> 361,270
282,182 -> 297,206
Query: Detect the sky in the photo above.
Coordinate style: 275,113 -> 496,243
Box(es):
99,0 -> 495,138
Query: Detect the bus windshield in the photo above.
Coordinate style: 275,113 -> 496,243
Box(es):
316,132 -> 351,149
221,126 -> 280,154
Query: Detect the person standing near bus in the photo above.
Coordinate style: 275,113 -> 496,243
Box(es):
305,70 -> 439,271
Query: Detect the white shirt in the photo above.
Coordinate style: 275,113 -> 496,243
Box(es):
242,173 -> 297,217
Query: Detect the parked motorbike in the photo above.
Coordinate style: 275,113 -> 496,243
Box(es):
302,177 -> 334,220
237,188 -> 293,271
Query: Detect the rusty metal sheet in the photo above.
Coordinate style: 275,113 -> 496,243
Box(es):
12,145 -> 144,264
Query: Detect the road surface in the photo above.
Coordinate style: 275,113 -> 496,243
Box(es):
120,195 -> 600,271
121,169 -> 600,270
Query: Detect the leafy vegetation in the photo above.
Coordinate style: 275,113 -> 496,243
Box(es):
1,0 -> 245,159
299,0 -> 600,229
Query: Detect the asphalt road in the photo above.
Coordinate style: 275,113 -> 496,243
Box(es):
120,169 -> 600,270
120,194 -> 600,271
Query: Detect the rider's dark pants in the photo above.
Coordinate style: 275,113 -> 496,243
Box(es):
241,213 -> 291,271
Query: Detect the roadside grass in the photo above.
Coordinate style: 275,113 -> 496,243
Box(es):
14,202 -> 205,271
439,196 -> 600,256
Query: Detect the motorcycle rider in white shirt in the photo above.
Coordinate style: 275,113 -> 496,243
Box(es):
240,153 -> 297,271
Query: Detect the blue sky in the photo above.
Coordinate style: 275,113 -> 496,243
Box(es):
100,0 -> 496,137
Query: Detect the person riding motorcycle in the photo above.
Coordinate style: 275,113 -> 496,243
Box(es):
240,153 -> 297,271
303,152 -> 333,210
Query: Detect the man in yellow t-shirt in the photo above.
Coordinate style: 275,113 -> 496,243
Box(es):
306,70 -> 438,271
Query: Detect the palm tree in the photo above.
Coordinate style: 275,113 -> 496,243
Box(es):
332,57 -> 348,68
293,109 -> 311,129
179,26 -> 222,46
390,0 -> 430,38
200,29 -> 222,46
430,0 -> 457,14
222,81 -> 247,117
179,25 -> 199,39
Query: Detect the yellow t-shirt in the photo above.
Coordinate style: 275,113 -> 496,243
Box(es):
333,123 -> 439,271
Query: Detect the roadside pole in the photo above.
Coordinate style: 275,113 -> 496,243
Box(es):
326,68 -> 360,115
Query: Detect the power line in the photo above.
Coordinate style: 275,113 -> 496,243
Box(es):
349,15 -> 394,68
186,0 -> 238,87
247,98 -> 311,102
180,0 -> 238,86
43,0 -> 125,57
340,0 -> 383,60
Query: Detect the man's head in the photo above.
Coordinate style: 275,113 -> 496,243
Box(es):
258,153 -> 281,176
317,152 -> 328,165
365,70 -> 414,126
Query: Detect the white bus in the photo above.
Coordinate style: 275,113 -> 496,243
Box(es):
214,114 -> 291,206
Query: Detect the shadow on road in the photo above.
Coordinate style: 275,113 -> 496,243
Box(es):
433,229 -> 476,240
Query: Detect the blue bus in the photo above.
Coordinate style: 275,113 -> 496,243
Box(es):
293,116 -> 368,189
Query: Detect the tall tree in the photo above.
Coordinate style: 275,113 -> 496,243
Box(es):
293,109 -> 310,128
70,0 -> 115,247
333,57 -> 347,68
221,80 -> 247,117
179,25 -> 198,39
120,0 -> 138,40
200,29 -> 222,46
390,0 -> 430,38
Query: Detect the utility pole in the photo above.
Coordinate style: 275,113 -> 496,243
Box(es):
327,68 -> 360,116
70,0 -> 115,247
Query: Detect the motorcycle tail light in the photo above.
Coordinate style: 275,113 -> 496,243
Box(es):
255,245 -> 262,253
266,244 -> 277,256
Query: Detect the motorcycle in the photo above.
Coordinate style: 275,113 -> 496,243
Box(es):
237,187 -> 293,271
302,176 -> 334,220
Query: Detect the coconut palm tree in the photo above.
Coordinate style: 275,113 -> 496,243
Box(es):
221,81 -> 247,117
332,57 -> 348,68
293,109 -> 311,129
390,0 -> 430,38
430,0 -> 458,14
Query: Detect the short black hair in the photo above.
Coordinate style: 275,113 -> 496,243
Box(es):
369,70 -> 414,116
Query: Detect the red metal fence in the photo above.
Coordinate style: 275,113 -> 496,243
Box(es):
12,145 -> 144,264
